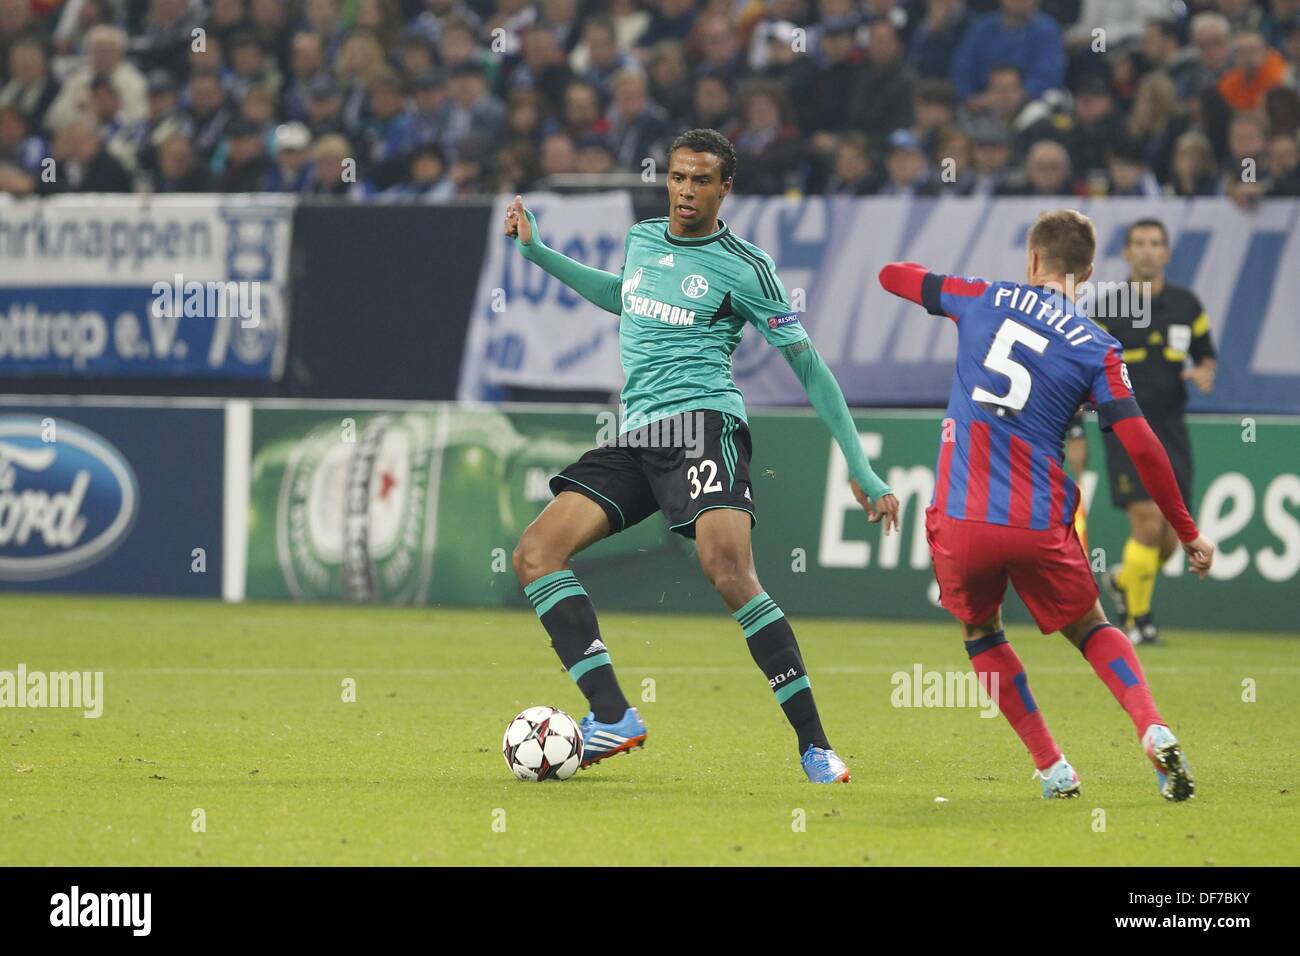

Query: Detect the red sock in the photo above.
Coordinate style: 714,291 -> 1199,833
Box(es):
1081,624 -> 1164,738
965,631 -> 1062,771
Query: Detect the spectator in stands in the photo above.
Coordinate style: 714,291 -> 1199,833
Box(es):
1218,30 -> 1293,112
239,85 -> 278,129
494,139 -> 540,192
539,129 -> 578,178
355,0 -> 404,48
1168,129 -> 1219,196
794,15 -> 861,139
47,25 -> 148,131
1219,0 -> 1264,34
647,40 -> 692,122
387,141 -> 455,198
688,13 -> 746,88
446,131 -> 493,194
131,0 -> 197,78
912,78 -> 958,156
219,117 -> 273,192
49,0 -> 114,61
185,67 -> 233,163
1189,12 -> 1236,159
1221,111 -> 1272,206
579,14 -> 639,99
606,68 -> 670,169
509,24 -> 574,113
934,125 -> 975,195
303,0 -> 348,63
283,32 -> 329,124
0,0 -> 34,68
187,30 -> 227,83
576,132 -> 618,173
444,61 -> 505,155
264,121 -> 313,192
908,0 -> 970,80
2,35 -> 60,131
407,71 -> 452,152
393,30 -> 437,81
1142,20 -> 1192,90
561,79 -> 606,142
845,18 -> 915,143
1269,131 -> 1300,195
1262,0 -> 1300,50
731,79 -> 803,195
439,18 -> 496,85
1127,70 -> 1189,184
1065,0 -> 1171,56
304,132 -> 373,196
304,75 -> 346,137
538,0 -> 582,53
133,70 -> 185,179
41,119 -> 132,193
968,122 -> 1015,195
336,32 -> 386,132
0,104 -> 47,177
409,0 -> 483,48
208,0 -> 251,53
997,138 -> 1075,195
89,75 -> 139,173
228,29 -> 283,107
824,131 -> 878,195
951,0 -> 1065,104
680,72 -> 738,139
637,0 -> 698,54
152,129 -> 215,191
358,70 -> 412,190
1066,74 -> 1125,183
1105,139 -> 1162,197
752,20 -> 814,89
502,86 -> 546,148
251,0 -> 293,75
879,128 -> 938,197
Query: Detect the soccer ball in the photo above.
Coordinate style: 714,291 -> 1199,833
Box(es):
502,706 -> 584,781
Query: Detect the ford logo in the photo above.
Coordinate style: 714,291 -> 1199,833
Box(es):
0,417 -> 138,581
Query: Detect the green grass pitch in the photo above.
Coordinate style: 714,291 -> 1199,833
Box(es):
2,594 -> 1296,866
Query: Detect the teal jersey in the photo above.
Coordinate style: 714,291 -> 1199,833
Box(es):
615,217 -> 807,432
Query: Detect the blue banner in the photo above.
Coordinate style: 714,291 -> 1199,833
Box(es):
0,195 -> 294,380
0,403 -> 224,595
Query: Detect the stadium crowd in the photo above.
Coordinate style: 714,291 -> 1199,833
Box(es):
0,0 -> 1297,201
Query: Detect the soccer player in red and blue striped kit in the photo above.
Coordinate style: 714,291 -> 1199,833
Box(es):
879,209 -> 1215,801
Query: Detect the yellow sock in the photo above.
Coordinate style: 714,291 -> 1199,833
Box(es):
1120,537 -> 1161,619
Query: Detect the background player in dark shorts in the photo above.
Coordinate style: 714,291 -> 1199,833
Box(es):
1095,219 -> 1216,645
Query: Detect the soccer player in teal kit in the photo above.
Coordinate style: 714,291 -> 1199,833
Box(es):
505,129 -> 900,782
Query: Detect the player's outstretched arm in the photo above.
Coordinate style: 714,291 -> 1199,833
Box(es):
877,262 -> 932,305
1110,416 -> 1215,578
503,195 -> 623,315
779,338 -> 900,534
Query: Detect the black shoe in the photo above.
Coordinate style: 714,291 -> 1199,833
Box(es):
1128,613 -> 1160,646
1103,566 -> 1128,624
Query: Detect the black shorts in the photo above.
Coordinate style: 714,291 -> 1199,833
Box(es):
1102,412 -> 1194,509
549,409 -> 754,539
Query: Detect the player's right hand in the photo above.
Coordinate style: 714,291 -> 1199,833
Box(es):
504,195 -> 532,243
1182,535 -> 1214,579
851,481 -> 901,536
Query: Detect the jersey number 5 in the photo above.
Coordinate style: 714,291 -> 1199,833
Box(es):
971,318 -> 1051,413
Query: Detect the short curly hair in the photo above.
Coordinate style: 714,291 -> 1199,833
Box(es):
667,128 -> 737,183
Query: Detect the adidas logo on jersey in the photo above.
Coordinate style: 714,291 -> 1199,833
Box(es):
658,253 -> 674,266
584,639 -> 607,655
744,487 -> 751,501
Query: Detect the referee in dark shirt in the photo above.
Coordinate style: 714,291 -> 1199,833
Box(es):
1096,219 -> 1216,645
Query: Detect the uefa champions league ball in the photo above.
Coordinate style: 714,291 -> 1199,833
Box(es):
502,706 -> 584,781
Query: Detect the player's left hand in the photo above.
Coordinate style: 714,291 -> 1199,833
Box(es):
1182,364 -> 1215,394
851,481 -> 900,535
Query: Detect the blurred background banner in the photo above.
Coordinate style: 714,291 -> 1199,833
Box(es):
0,195 -> 295,380
719,196 -> 1300,414
457,191 -> 634,400
0,400 -> 224,595
455,195 -> 1300,414
242,401 -> 1300,632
